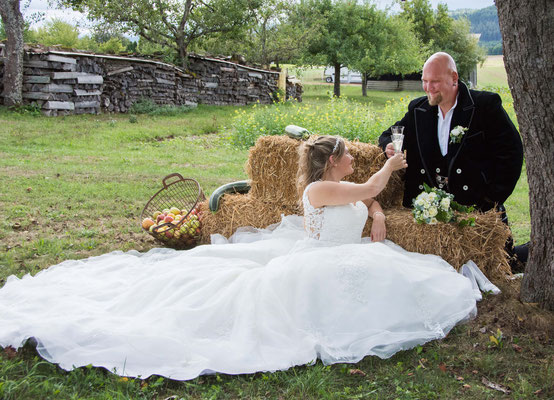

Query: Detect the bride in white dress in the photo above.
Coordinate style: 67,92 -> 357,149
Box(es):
0,136 -> 487,381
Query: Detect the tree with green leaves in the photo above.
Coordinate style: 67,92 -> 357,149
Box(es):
352,13 -> 423,97
299,0 -> 422,98
246,0 -> 313,68
299,0 -> 370,98
59,0 -> 258,68
193,0 -> 321,69
398,0 -> 485,81
33,18 -> 80,48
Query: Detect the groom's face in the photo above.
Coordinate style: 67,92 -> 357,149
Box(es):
421,61 -> 457,107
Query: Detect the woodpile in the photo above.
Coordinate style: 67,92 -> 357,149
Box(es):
0,45 -> 303,115
22,53 -> 103,116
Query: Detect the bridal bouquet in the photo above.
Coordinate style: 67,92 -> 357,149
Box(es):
412,183 -> 475,226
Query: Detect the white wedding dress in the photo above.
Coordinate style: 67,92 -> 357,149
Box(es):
0,182 -> 484,380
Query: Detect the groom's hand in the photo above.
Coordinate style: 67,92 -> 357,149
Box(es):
385,143 -> 395,159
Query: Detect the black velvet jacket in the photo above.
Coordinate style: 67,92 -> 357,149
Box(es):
379,81 -> 523,211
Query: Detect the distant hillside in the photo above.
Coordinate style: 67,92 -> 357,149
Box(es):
451,6 -> 502,54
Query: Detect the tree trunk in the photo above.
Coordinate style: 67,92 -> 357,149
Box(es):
333,63 -> 341,97
177,36 -> 187,69
0,0 -> 24,107
362,73 -> 368,97
496,0 -> 554,310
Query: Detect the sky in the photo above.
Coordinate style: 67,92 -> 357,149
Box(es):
22,0 -> 496,33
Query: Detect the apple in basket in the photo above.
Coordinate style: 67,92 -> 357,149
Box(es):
142,218 -> 155,230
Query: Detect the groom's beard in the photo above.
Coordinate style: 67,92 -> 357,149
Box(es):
427,93 -> 442,106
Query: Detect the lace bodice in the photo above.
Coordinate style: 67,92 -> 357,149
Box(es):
302,181 -> 368,244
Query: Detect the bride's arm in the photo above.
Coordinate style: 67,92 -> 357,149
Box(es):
308,153 -> 406,207
367,200 -> 386,242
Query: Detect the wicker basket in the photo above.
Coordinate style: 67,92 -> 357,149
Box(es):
140,173 -> 205,249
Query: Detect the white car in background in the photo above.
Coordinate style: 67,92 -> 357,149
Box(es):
323,67 -> 362,83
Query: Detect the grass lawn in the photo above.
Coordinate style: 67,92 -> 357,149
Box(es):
0,75 -> 549,399
477,56 -> 509,88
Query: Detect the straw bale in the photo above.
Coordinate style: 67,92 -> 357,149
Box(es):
245,135 -> 404,207
198,194 -> 301,243
363,207 -> 512,281
246,135 -> 300,205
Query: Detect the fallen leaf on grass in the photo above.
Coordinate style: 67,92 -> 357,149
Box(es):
4,346 -> 17,359
462,384 -> 471,389
472,370 -> 478,375
481,377 -> 511,394
511,343 -> 523,352
348,368 -> 366,377
456,376 -> 464,381
438,363 -> 447,372
534,389 -> 543,395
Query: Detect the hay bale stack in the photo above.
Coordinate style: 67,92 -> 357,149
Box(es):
204,135 -> 407,241
246,135 -> 300,205
362,207 -> 511,279
198,195 -> 301,243
246,135 -> 404,208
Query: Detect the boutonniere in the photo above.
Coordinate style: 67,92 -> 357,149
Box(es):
449,125 -> 468,144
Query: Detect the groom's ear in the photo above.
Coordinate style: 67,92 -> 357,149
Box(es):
452,70 -> 459,85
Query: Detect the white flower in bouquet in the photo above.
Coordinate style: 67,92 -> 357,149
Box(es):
440,197 -> 451,211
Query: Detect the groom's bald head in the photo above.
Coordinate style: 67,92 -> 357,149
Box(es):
421,52 -> 459,109
423,52 -> 458,74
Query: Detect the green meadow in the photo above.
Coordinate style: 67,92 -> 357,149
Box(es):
0,58 -> 550,399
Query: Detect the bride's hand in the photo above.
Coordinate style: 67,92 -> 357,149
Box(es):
385,153 -> 407,171
370,213 -> 386,242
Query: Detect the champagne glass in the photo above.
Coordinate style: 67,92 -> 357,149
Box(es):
391,126 -> 404,154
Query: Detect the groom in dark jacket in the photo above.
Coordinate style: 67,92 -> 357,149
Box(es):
379,52 -> 526,266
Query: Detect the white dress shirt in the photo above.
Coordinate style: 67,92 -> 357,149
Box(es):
437,96 -> 459,156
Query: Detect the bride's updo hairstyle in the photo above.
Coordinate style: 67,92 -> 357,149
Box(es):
296,135 -> 345,199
